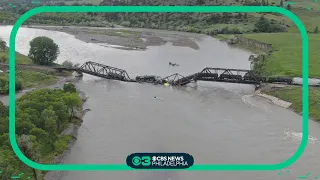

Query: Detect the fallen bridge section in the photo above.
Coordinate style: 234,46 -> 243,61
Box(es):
162,73 -> 199,86
136,75 -> 163,84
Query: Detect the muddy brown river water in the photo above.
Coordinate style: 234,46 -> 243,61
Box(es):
0,26 -> 319,180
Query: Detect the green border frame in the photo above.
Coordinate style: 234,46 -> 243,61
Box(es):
9,6 -> 309,171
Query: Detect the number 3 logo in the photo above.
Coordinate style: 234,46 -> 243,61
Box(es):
141,156 -> 151,166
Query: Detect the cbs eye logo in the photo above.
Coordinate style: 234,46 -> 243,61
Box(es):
132,156 -> 151,166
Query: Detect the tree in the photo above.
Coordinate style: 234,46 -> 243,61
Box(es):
314,26 -> 319,33
15,79 -> 23,92
16,119 -> 36,135
287,4 -> 291,10
0,38 -> 6,51
280,0 -> 283,7
0,56 -> 7,63
51,101 -> 68,131
63,83 -> 77,93
0,149 -> 21,180
41,108 -> 58,134
0,101 -> 8,118
17,135 -> 40,180
196,0 -> 205,5
62,60 -> 73,68
28,36 -> 59,65
244,13 -> 248,19
73,63 -> 80,68
30,128 -> 49,146
254,16 -> 271,32
63,93 -> 82,120
41,108 -> 58,150
0,117 -> 8,135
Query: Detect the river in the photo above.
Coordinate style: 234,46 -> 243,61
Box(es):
0,25 -> 320,180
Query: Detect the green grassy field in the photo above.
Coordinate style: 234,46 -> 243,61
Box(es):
266,87 -> 320,121
16,70 -> 58,88
0,47 -> 58,93
243,33 -> 320,77
236,32 -> 320,122
0,47 -> 33,64
0,69 -> 58,90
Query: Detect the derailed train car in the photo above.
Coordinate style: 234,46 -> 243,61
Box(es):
196,73 -> 219,80
243,72 -> 267,82
266,77 -> 293,84
136,75 -> 163,84
219,74 -> 242,80
107,72 -> 125,80
243,72 -> 293,84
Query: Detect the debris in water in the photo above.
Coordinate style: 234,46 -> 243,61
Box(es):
153,96 -> 164,101
169,62 -> 180,66
284,128 -> 318,144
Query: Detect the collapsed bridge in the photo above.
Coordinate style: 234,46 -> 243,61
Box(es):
55,61 -> 294,87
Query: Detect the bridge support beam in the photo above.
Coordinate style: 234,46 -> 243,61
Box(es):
75,71 -> 83,77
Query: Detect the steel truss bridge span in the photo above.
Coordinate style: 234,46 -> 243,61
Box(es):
55,62 -> 294,86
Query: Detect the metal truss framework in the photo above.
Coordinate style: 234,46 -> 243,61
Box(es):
55,62 -> 295,86
78,61 -> 133,82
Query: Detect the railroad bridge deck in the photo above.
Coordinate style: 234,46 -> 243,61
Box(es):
54,61 -> 294,87
55,61 -> 135,82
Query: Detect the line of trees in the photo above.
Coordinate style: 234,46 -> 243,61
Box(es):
0,77 -> 23,94
0,0 -> 288,34
0,83 -> 82,180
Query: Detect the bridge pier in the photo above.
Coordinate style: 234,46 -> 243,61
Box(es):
75,71 -> 83,77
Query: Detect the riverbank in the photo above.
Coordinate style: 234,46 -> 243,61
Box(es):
0,77 -> 88,180
0,37 -> 87,179
219,33 -> 320,77
254,84 -> 292,109
0,67 -> 70,95
217,33 -> 320,121
34,85 -> 89,180
42,89 -> 89,180
254,83 -> 320,122
28,25 -> 202,50
0,45 -> 72,95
